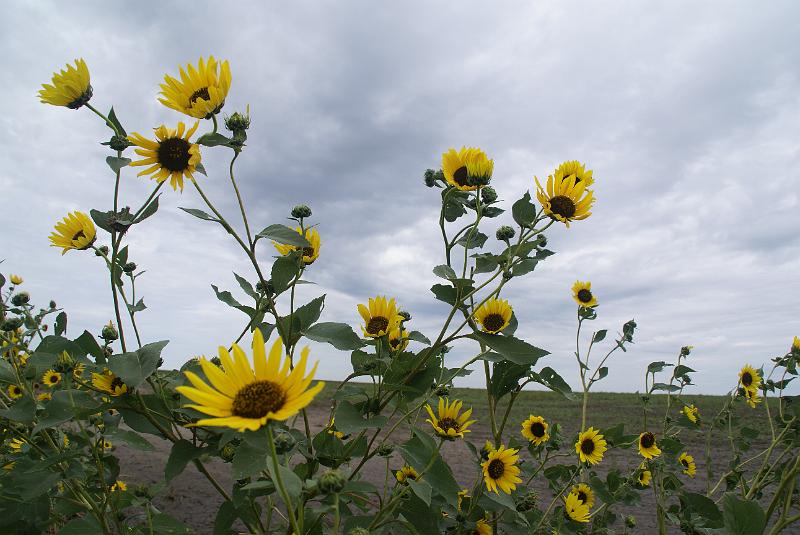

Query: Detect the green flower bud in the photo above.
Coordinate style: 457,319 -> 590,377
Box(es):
377,443 -> 394,457
220,442 -> 237,462
398,311 -> 412,322
423,169 -> 438,187
108,135 -> 132,152
625,515 -> 636,528
291,205 -> 313,219
516,490 -> 538,512
49,300 -> 57,309
434,384 -> 450,397
318,469 -> 346,494
256,280 -> 275,296
536,234 -> 548,248
481,186 -> 498,203
122,262 -> 137,274
54,351 -> 75,373
496,226 -> 515,241
224,109 -> 251,133
680,345 -> 693,357
101,322 -> 119,342
274,432 -> 295,455
11,292 -> 30,306
96,245 -> 110,256
347,528 -> 370,535
1,317 -> 23,332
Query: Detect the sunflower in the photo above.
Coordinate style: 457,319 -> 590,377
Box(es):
457,488 -> 470,510
100,439 -> 113,451
682,404 -> 699,424
8,438 -> 25,454
273,227 -> 321,265
424,397 -> 476,439
158,56 -> 231,119
73,362 -> 86,379
638,467 -> 652,487
43,370 -> 62,388
474,298 -> 513,334
638,432 -> 661,459
745,387 -> 762,408
357,296 -> 403,338
571,281 -> 598,308
481,445 -> 522,494
575,427 -> 607,465
110,480 -> 127,492
38,58 -> 92,109
535,172 -> 594,227
739,365 -> 761,393
793,336 -> 800,353
480,440 -> 495,461
555,160 -> 594,187
395,465 -> 420,484
679,452 -> 696,477
49,211 -> 96,255
176,329 -> 324,432
471,519 -> 492,535
9,275 -> 23,285
570,483 -> 595,509
521,415 -> 550,446
441,147 -> 494,191
37,392 -> 52,402
128,122 -> 202,192
326,417 -> 345,439
91,369 -> 128,396
7,384 -> 23,399
563,491 -> 590,523
388,327 -> 409,351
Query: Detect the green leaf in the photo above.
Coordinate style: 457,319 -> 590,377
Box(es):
166,439 -> 207,481
211,285 -> 254,316
455,231 -> 488,249
0,359 -> 16,383
407,479 -> 432,506
271,255 -> 300,294
106,429 -> 154,451
54,312 -> 67,336
294,295 -> 326,330
58,517 -> 102,535
512,258 -> 537,277
673,364 -> 695,378
107,106 -> 127,136
266,460 -> 303,501
334,401 -> 387,434
137,194 -> 160,223
433,264 -> 458,280
303,322 -> 364,350
75,330 -> 104,363
722,493 -> 765,535
233,441 -> 269,479
0,396 -> 35,424
233,272 -> 259,301
431,283 -> 458,305
197,132 -> 233,147
106,156 -> 131,173
490,360 -> 530,399
407,331 -> 431,345
473,253 -> 499,274
34,390 -> 101,432
470,332 -> 549,365
512,191 -> 537,227
651,382 -> 681,393
256,224 -> 310,246
680,492 -> 723,528
149,514 -> 193,534
107,340 -> 168,388
179,206 -> 219,222
593,329 -> 607,343
194,162 -> 207,176
647,361 -> 672,374
397,430 -> 460,508
531,366 -> 575,400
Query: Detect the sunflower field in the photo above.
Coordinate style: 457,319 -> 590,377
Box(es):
2,56 -> 800,535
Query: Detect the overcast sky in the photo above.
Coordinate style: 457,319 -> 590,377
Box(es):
2,1 -> 799,395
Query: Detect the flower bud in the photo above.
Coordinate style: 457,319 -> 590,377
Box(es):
680,345 -> 693,357
481,186 -> 498,203
103,346 -> 113,357
377,443 -> 394,457
122,262 -> 137,274
496,226 -> 515,241
434,384 -> 450,397
101,321 -> 119,342
11,292 -> 30,306
291,205 -> 313,219
220,442 -> 237,462
1,317 -> 23,332
9,275 -> 23,285
398,311 -> 412,322
274,432 -> 295,455
108,135 -> 132,152
224,109 -> 251,133
625,515 -> 636,528
256,280 -> 275,296
96,245 -> 110,256
536,234 -> 548,248
424,169 -> 438,187
55,351 -> 75,373
516,490 -> 538,512
318,469 -> 346,494
49,300 -> 57,309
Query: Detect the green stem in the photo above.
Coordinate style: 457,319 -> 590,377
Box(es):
267,425 -> 301,535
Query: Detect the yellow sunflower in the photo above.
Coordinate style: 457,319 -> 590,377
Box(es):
37,392 -> 52,402
575,427 -> 607,465
100,439 -> 113,451
738,365 -> 761,393
424,397 -> 476,439
110,480 -> 127,492
128,122 -> 202,192
638,432 -> 661,459
9,275 -> 23,285
570,483 -> 595,509
38,58 -> 92,109
474,298 -> 513,334
564,491 -> 590,523
571,281 -> 598,308
43,370 -> 62,388
388,327 -> 409,352
682,404 -> 699,424
326,417 -> 345,439
73,362 -> 86,379
9,438 -> 26,454
480,440 -> 495,461
91,369 -> 128,396
471,519 -> 492,535
521,415 -> 550,446
7,384 -> 23,399
273,227 -> 321,265
457,488 -> 470,510
638,467 -> 652,487
395,465 -> 420,484
535,172 -> 594,227
555,160 -> 594,187
679,452 -> 696,477
745,387 -> 762,408
176,329 -> 324,432
481,445 -> 522,494
357,296 -> 402,338
49,211 -> 96,255
441,147 -> 494,191
158,56 -> 232,119
792,336 -> 800,353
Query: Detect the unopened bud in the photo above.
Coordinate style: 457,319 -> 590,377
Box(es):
274,432 -> 295,455
220,443 -> 237,462
1,318 -> 23,332
101,322 -> 119,342
496,226 -> 515,241
291,205 -> 312,219
625,515 -> 636,528
109,135 -> 132,152
122,262 -> 137,274
11,292 -> 30,306
434,385 -> 450,397
398,311 -> 412,322
377,443 -> 394,457
49,300 -> 57,309
96,245 -> 110,256
318,469 -> 346,494
481,186 -> 498,203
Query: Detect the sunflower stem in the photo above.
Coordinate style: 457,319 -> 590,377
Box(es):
267,425 -> 301,535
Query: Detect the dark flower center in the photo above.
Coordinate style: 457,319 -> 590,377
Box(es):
453,166 -> 469,187
577,491 -> 588,503
158,137 -> 192,172
72,230 -> 86,241
12,386 -> 20,395
530,422 -> 546,438
581,438 -> 595,455
639,472 -> 647,481
189,87 -> 210,105
681,459 -> 689,468
742,372 -> 753,387
482,313 -> 506,332
366,316 -> 389,335
49,375 -> 59,383
67,85 -> 93,110
232,380 -> 286,419
302,247 -> 315,258
577,289 -> 593,303
110,377 -> 125,392
549,195 -> 576,218
487,459 -> 505,479
640,432 -> 655,448
437,417 -> 459,433
389,335 -> 405,349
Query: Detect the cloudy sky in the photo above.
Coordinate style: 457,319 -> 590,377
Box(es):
2,1 -> 799,395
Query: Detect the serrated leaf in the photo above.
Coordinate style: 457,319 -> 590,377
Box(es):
303,322 -> 364,350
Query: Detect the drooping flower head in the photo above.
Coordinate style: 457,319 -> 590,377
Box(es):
638,466 -> 652,487
679,452 -> 696,477
388,327 -> 409,352
792,336 -> 800,354
441,147 -> 494,191
49,212 -> 96,255
535,172 -> 594,227
425,397 -> 476,439
159,56 -> 232,119
521,415 -> 550,446
273,227 -> 321,265
474,298 -> 513,334
570,483 -> 595,509
744,387 -> 762,408
481,444 -> 522,494
563,491 -> 590,523
395,465 -> 420,484
9,275 -> 23,285
575,427 -> 607,465
471,519 -> 492,535
572,281 -> 598,308
91,369 -> 128,396
357,296 -> 402,338
38,59 -> 92,109
738,364 -> 761,393
176,329 -> 324,432
682,404 -> 699,424
555,160 -> 594,187
128,122 -> 202,192
638,431 -> 661,459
